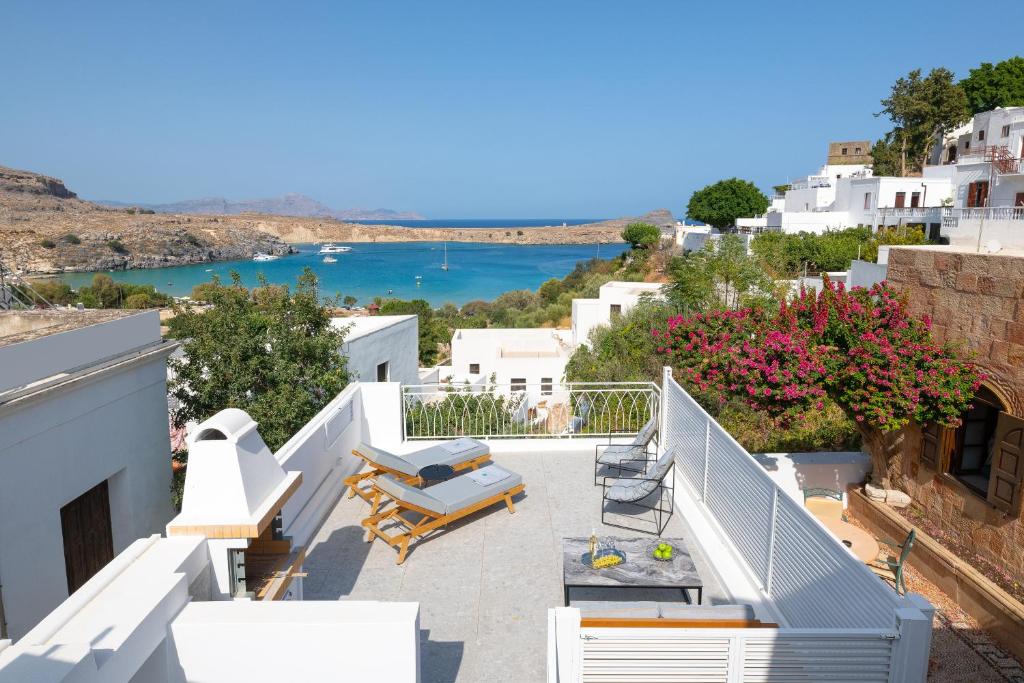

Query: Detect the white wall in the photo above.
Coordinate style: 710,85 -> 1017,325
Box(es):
335,315 -> 419,386
0,312 -> 160,394
0,347 -> 175,639
449,328 -> 572,392
753,451 -> 871,507
168,601 -> 420,683
571,282 -> 663,347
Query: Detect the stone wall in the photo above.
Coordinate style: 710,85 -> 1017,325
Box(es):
827,140 -> 872,165
886,247 -> 1024,581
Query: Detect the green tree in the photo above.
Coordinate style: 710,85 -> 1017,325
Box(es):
538,278 -> 563,305
870,133 -> 902,176
167,269 -> 349,452
620,222 -> 661,249
876,67 -> 969,176
686,178 -> 769,229
960,57 -> 1024,115
667,235 -> 777,312
343,295 -> 358,308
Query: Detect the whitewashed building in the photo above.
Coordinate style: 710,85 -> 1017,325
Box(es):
442,327 -> 573,394
571,281 -> 663,347
0,309 -> 177,640
332,314 -> 419,386
925,106 -> 1024,251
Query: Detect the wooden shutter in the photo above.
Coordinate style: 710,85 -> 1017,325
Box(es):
920,423 -> 940,470
987,412 -> 1024,513
967,182 -> 978,207
60,480 -> 115,594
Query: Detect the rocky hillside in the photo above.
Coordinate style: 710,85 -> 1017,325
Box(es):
0,165 -> 292,273
0,164 -> 675,274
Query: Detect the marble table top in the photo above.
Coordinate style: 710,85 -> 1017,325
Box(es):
562,537 -> 702,588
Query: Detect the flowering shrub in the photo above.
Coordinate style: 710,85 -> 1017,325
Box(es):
654,276 -> 985,487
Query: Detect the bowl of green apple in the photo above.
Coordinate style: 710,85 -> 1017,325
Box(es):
652,542 -> 674,562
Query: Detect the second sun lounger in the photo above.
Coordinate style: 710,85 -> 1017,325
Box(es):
345,440 -> 491,504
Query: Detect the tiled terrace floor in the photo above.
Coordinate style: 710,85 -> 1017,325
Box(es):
303,448 -> 729,683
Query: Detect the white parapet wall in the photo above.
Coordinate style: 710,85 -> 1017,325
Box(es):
168,601 -> 420,683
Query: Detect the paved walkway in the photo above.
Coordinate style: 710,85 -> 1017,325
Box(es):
303,449 -> 728,682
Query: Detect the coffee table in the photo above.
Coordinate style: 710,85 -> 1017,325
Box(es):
562,536 -> 703,606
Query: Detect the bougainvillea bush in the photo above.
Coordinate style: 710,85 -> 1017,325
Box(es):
654,276 -> 984,488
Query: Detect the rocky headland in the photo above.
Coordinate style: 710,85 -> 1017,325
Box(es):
0,164 -> 674,274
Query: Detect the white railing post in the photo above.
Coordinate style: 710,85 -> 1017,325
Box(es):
660,367 -> 671,451
765,487 -> 778,594
400,384 -> 408,442
702,417 -> 710,502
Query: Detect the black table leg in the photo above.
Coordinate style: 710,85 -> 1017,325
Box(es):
564,584 -> 570,607
697,587 -> 703,605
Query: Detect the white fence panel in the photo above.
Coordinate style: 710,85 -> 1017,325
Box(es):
662,374 -> 901,630
574,626 -> 894,683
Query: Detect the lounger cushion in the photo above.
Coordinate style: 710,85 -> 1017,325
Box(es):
572,601 -> 661,619
403,440 -> 489,469
605,450 -> 675,502
375,475 -> 447,515
423,465 -> 523,514
354,443 -> 421,477
355,440 -> 489,477
658,604 -> 756,621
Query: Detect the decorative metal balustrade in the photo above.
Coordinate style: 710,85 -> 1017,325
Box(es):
402,381 -> 659,440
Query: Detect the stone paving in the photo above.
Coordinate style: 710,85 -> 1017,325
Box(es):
303,448 -> 729,683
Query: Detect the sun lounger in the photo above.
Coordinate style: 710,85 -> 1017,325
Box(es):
345,440 -> 491,504
362,464 -> 525,564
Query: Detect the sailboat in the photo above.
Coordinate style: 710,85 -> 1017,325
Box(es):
441,242 -> 449,271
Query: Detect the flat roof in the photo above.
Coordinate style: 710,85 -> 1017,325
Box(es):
331,314 -> 416,341
0,308 -> 137,348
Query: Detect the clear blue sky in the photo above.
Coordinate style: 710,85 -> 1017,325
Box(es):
2,1 -> 1022,218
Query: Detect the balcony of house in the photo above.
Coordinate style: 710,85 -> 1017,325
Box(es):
941,206 -> 1024,251
292,374 -> 932,681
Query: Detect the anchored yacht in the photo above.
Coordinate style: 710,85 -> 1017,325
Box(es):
318,243 -> 352,254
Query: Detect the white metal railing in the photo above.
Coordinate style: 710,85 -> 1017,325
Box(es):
662,374 -> 901,629
402,381 -> 658,440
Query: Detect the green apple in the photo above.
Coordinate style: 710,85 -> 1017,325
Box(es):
653,548 -> 664,559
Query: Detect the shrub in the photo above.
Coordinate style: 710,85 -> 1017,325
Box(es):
40,238 -> 56,248
62,233 -> 81,244
621,222 -> 661,249
185,233 -> 202,247
123,293 -> 152,309
107,239 -> 128,254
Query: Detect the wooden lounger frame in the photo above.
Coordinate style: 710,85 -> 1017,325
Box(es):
362,481 -> 526,564
580,617 -> 777,629
344,447 -> 490,504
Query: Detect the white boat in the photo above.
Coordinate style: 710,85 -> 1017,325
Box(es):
322,255 -> 338,263
253,253 -> 279,262
318,243 -> 352,254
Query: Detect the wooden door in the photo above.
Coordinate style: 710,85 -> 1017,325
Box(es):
988,413 -> 1024,512
60,480 -> 115,594
1015,192 -> 1024,207
895,192 -> 906,208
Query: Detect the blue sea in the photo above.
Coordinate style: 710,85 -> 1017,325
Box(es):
60,241 -> 629,306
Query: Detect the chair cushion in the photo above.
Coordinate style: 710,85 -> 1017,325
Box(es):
424,465 -> 523,514
375,475 -> 447,515
572,601 -> 661,619
597,444 -> 648,465
605,450 -> 675,502
634,417 -> 658,447
658,604 -> 756,621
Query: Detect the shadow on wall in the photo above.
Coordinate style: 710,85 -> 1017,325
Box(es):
753,451 -> 871,502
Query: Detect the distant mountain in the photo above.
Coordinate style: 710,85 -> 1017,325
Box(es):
94,193 -> 425,221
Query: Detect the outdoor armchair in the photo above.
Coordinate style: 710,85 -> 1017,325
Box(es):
601,448 -> 675,535
593,416 -> 658,485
